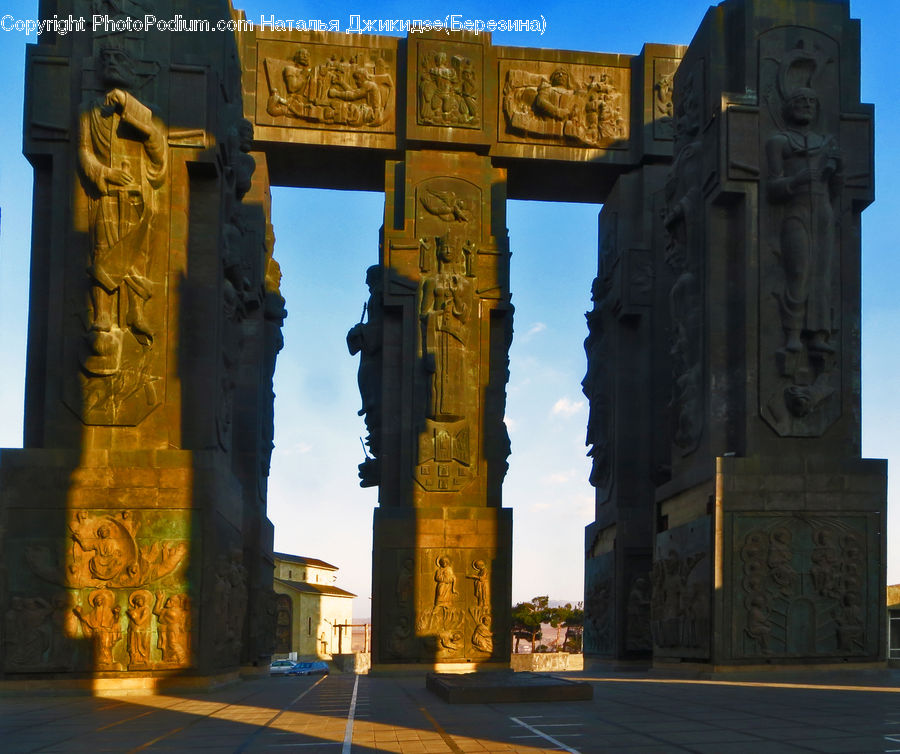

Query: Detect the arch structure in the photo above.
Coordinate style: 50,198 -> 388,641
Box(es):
0,0 -> 884,687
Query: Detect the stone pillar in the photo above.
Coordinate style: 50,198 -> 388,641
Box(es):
0,0 -> 281,688
650,0 -> 884,668
582,43 -> 683,663
368,150 -> 513,669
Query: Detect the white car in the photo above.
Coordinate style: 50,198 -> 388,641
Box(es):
269,659 -> 296,675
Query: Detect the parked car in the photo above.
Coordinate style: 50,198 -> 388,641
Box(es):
269,659 -> 296,675
287,661 -> 329,676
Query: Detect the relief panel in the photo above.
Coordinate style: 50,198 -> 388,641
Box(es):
730,513 -> 877,659
416,41 -> 482,129
759,30 -> 843,436
499,59 -> 629,148
256,40 -> 395,132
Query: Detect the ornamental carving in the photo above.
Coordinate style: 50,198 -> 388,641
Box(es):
501,61 -> 628,147
583,270 -> 613,497
414,178 -> 481,492
348,265 -> 384,488
735,515 -> 868,658
663,64 -> 704,455
71,46 -> 168,425
25,510 -> 187,589
262,44 -> 394,129
416,44 -> 480,128
760,34 -> 843,436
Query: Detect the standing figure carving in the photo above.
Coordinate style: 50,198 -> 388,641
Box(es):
582,275 -> 612,491
347,265 -> 384,487
126,590 -> 152,666
467,559 -> 490,609
73,589 -> 122,669
78,46 -> 167,378
434,556 -> 458,608
420,235 -> 472,422
766,46 -> 842,360
154,592 -> 189,665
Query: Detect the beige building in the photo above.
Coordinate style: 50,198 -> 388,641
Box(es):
273,553 -> 356,659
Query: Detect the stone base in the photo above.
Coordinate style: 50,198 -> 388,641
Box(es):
652,456 -> 887,666
371,661 -> 510,676
426,671 -> 593,703
372,506 -> 512,666
510,652 -> 583,672
650,660 -> 889,678
0,670 -> 241,697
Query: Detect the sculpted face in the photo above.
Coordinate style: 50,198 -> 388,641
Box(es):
786,88 -> 818,125
99,48 -> 134,89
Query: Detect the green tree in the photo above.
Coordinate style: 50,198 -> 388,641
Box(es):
510,595 -> 550,653
563,601 -> 584,653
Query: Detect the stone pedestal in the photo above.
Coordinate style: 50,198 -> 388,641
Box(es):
366,148 -> 514,670
648,0 -> 885,669
1,0 -> 284,685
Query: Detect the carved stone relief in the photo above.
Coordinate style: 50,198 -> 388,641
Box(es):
625,576 -> 652,651
652,58 -> 680,140
274,594 -> 292,654
759,33 -> 843,436
583,267 -> 614,499
74,588 -> 123,670
414,178 -> 481,492
348,265 -> 384,487
500,61 -> 629,147
652,519 -> 711,657
260,42 -> 394,130
734,514 -> 870,658
69,46 -> 169,425
583,550 -> 614,655
663,63 -> 704,455
126,589 -> 152,667
25,510 -> 187,589
383,549 -> 497,663
417,43 -> 480,128
154,591 -> 190,665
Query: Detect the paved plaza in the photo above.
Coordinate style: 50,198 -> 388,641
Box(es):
2,669 -> 900,753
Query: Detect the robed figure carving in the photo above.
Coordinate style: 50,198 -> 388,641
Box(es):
78,47 -> 167,376
766,44 -> 842,359
420,235 -> 473,422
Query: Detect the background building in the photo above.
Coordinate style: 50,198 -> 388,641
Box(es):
273,553 -> 356,659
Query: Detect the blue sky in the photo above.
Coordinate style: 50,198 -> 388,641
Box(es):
1,0 -> 897,617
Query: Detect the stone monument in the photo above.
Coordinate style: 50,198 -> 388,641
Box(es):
0,0 -> 884,686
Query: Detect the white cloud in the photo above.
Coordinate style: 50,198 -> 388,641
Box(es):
551,397 -> 585,417
525,322 -> 547,337
504,416 -> 518,433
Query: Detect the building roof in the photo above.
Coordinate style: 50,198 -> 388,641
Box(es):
273,552 -> 338,571
276,578 -> 357,598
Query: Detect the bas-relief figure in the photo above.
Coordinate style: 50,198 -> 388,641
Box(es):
73,588 -> 123,670
25,511 -> 187,589
4,597 -> 53,669
348,265 -> 384,488
736,516 -> 868,658
417,46 -> 479,128
75,46 -> 168,424
762,39 -> 843,434
154,591 -> 190,665
502,63 -> 627,147
264,46 -> 394,128
414,181 -> 480,492
650,548 -> 707,651
663,66 -> 704,455
582,273 -> 613,495
126,589 -> 152,667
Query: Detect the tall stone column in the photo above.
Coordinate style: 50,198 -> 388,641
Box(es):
650,0 -> 884,668
0,0 -> 282,688
367,151 -> 513,669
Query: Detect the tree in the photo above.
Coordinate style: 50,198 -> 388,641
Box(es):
563,602 -> 584,653
547,603 -> 573,651
510,595 -> 550,653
